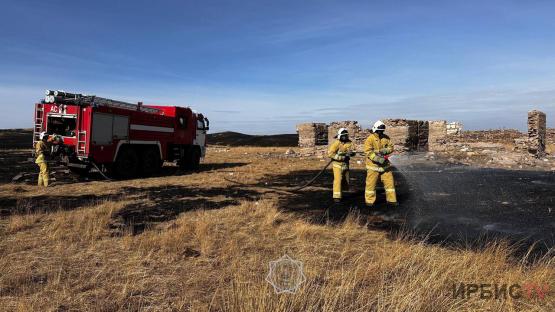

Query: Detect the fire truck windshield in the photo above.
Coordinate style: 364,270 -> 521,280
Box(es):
47,116 -> 77,137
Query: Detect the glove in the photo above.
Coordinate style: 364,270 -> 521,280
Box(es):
374,155 -> 385,164
379,148 -> 391,154
333,155 -> 345,161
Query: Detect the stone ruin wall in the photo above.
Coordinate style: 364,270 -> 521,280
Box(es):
298,118 -> 457,154
326,121 -> 372,152
296,123 -> 328,148
382,119 -> 419,152
527,110 -> 546,157
296,123 -> 329,155
429,120 -> 448,152
296,110 -> 550,156
446,122 -> 463,135
548,128 -> 555,144
455,129 -> 524,143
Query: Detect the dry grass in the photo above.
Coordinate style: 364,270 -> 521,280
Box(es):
0,146 -> 553,311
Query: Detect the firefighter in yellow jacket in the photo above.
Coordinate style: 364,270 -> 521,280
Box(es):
35,132 -> 50,187
328,128 -> 355,202
364,121 -> 397,207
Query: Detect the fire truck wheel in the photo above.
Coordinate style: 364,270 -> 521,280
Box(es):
141,148 -> 162,176
114,148 -> 139,179
189,147 -> 201,170
180,147 -> 200,171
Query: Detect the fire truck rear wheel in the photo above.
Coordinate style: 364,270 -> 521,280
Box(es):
141,148 -> 162,176
114,148 -> 139,179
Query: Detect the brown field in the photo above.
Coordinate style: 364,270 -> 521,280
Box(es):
0,145 -> 554,311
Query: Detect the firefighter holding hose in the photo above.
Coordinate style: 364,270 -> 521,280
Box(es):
328,128 -> 355,202
35,132 -> 50,187
364,121 -> 398,207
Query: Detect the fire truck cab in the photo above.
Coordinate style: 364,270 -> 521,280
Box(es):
34,90 -> 209,178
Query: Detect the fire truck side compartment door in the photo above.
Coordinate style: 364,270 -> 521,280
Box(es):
92,113 -> 113,145
112,115 -> 129,140
92,113 -> 129,145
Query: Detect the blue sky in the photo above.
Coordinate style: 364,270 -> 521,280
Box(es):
1,0 -> 554,134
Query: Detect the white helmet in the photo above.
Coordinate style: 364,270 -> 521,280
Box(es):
39,131 -> 47,140
372,120 -> 386,133
336,127 -> 348,139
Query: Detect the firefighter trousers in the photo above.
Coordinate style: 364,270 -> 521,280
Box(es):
332,162 -> 349,199
37,162 -> 49,187
365,168 -> 396,204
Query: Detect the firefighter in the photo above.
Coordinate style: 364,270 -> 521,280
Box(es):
328,128 -> 355,202
35,131 -> 50,187
364,120 -> 397,207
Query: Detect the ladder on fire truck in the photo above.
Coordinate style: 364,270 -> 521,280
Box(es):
44,90 -> 161,114
77,131 -> 87,156
33,103 -> 44,146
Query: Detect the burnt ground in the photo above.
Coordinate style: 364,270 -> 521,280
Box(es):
394,155 -> 555,254
259,154 -> 555,256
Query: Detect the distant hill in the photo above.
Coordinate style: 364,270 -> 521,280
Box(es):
0,129 -> 298,148
207,131 -> 298,147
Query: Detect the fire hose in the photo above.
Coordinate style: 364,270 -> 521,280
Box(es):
90,161 -> 112,181
223,151 -> 389,193
224,158 -> 333,193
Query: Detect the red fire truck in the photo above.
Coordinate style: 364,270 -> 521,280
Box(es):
34,90 -> 209,178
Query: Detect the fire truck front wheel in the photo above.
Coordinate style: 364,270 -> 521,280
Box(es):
141,147 -> 162,176
114,147 -> 139,179
180,146 -> 201,171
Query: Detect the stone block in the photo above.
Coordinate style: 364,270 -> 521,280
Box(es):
527,110 -> 546,157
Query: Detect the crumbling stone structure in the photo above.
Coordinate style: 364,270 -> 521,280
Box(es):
296,123 -> 328,148
326,121 -> 372,149
446,122 -> 463,135
428,120 -> 448,152
527,110 -> 546,157
548,128 -> 555,146
382,119 -> 419,152
297,118 -> 460,153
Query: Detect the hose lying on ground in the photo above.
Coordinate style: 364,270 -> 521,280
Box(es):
223,159 -> 333,193
91,161 -> 112,181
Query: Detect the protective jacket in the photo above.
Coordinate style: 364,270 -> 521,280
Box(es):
328,139 -> 354,167
35,141 -> 49,164
364,132 -> 393,172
